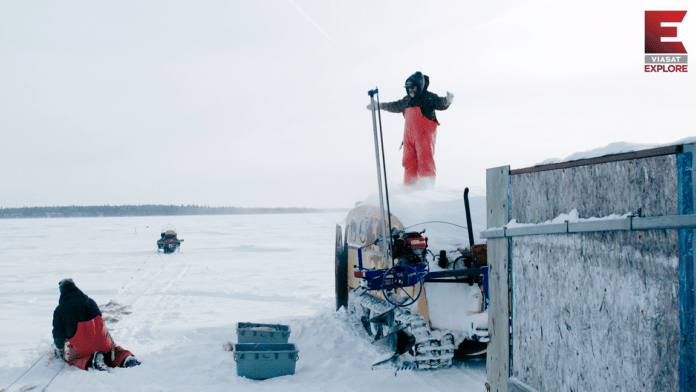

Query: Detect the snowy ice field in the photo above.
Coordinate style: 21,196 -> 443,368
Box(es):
3,139 -> 690,391
0,209 -> 487,392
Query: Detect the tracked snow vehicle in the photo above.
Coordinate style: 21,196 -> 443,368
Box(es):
333,88 -> 488,370
335,189 -> 489,370
157,224 -> 183,254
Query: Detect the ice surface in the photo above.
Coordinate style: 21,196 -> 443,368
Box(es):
0,213 -> 486,392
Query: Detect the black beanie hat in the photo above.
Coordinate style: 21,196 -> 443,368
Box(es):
58,278 -> 74,293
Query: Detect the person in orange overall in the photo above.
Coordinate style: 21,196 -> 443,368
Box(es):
368,71 -> 453,187
52,278 -> 140,371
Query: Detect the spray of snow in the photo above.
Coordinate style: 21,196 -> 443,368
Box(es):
357,186 -> 487,254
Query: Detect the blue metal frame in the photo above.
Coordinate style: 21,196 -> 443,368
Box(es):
482,266 -> 490,311
678,149 -> 695,391
354,247 -> 490,309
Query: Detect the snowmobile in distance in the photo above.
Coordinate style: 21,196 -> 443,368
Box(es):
157,224 -> 183,254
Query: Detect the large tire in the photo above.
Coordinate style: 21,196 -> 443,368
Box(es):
335,224 -> 348,311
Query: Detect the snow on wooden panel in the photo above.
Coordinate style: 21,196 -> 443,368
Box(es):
511,231 -> 679,392
510,155 -> 678,224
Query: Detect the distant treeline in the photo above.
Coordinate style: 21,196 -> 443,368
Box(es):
0,205 -> 327,219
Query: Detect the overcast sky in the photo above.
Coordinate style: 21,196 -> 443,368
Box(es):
1,0 -> 694,209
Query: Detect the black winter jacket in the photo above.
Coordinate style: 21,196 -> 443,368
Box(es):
379,75 -> 451,123
52,280 -> 102,349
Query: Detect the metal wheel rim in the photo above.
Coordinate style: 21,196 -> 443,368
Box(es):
381,264 -> 423,307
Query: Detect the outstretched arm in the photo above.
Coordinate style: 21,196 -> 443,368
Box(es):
431,92 -> 454,111
367,96 -> 409,113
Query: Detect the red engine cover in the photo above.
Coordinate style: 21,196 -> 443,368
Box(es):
407,237 -> 427,249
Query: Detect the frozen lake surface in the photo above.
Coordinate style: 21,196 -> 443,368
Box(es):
0,212 -> 486,391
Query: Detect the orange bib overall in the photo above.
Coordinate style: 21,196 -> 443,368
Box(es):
402,107 -> 438,185
63,315 -> 133,370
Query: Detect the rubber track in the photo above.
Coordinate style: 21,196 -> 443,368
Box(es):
348,292 -> 455,369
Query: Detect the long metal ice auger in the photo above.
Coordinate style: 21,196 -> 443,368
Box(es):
368,88 -> 393,266
375,91 -> 395,259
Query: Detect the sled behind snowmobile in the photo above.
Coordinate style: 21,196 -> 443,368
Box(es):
157,224 -> 184,254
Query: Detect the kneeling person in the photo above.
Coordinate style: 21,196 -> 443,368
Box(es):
52,278 -> 140,371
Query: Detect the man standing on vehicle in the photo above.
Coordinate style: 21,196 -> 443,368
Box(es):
367,71 -> 454,188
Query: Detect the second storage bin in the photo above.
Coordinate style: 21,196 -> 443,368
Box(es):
236,322 -> 291,344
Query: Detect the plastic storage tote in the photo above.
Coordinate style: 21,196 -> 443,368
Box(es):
233,343 -> 299,379
236,322 -> 291,344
